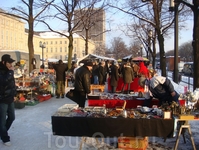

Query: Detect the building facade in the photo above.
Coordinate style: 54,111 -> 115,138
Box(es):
74,8 -> 106,55
0,12 -> 96,65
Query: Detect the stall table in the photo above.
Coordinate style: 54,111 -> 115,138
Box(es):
52,115 -> 174,138
88,98 -> 159,108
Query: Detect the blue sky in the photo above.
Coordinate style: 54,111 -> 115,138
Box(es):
0,0 -> 193,52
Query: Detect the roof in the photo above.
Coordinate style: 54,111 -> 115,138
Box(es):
77,54 -> 116,64
39,31 -> 80,38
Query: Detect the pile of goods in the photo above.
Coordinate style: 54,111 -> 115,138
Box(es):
54,104 -> 165,119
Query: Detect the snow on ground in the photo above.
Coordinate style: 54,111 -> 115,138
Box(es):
1,88 -> 199,150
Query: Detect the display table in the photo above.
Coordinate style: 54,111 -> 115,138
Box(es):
88,98 -> 186,109
88,99 -> 158,108
52,116 -> 174,138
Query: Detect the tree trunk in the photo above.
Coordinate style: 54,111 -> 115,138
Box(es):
85,29 -> 89,55
193,4 -> 199,90
67,34 -> 73,69
28,16 -> 34,73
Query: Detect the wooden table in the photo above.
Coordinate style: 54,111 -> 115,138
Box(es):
174,117 -> 199,150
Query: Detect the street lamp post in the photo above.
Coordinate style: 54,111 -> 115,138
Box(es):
39,41 -> 46,67
140,44 -> 143,57
170,0 -> 179,83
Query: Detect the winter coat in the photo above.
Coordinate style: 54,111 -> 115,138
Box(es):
0,62 -> 16,104
53,63 -> 68,81
98,65 -> 105,84
122,66 -> 134,84
149,76 -> 177,103
110,65 -> 119,87
92,64 -> 99,76
74,65 -> 91,94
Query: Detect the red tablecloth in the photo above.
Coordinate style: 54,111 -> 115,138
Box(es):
88,99 -> 186,109
108,77 -> 144,92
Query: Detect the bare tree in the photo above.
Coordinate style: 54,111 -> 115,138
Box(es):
110,37 -> 131,59
109,0 -> 191,77
74,0 -> 109,55
40,0 -> 84,69
178,41 -> 193,61
0,0 -> 53,73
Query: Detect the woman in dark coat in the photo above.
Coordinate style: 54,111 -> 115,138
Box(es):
121,62 -> 134,94
110,62 -> 119,93
98,61 -> 106,85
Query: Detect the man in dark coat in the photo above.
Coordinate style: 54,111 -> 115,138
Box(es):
52,60 -> 68,98
110,62 -> 119,93
74,61 -> 93,108
98,61 -> 106,85
0,54 -> 16,146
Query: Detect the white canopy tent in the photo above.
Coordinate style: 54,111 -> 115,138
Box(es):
77,54 -> 116,65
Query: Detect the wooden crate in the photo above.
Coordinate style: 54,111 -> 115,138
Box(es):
118,137 -> 148,150
90,84 -> 105,94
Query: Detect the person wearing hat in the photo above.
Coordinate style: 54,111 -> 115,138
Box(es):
52,59 -> 68,98
0,54 -> 16,146
73,61 -> 93,107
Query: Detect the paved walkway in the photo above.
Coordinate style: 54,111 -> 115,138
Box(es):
1,94 -> 199,150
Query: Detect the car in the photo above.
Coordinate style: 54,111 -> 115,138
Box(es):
181,62 -> 193,76
156,63 -> 160,69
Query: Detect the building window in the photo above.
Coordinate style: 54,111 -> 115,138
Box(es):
46,48 -> 48,53
55,41 -> 57,44
65,47 -> 67,52
60,47 -> 62,52
55,47 -> 57,52
51,41 -> 53,44
74,40 -> 76,44
74,47 -> 76,52
60,41 -> 62,44
51,48 -> 53,52
46,41 -> 48,45
65,41 -> 67,44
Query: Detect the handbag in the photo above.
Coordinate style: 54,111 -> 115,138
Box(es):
65,89 -> 78,103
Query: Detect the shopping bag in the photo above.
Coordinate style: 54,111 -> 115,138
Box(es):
65,89 -> 78,103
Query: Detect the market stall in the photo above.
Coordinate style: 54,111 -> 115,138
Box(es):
52,88 -> 199,149
14,68 -> 54,108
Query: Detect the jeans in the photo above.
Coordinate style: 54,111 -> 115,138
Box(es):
0,102 -> 15,142
93,75 -> 99,85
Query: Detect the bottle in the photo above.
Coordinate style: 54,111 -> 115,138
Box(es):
103,104 -> 107,114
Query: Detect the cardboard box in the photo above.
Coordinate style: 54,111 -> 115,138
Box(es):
118,137 -> 148,150
179,115 -> 195,120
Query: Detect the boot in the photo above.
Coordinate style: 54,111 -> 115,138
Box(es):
56,95 -> 60,99
61,94 -> 64,98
